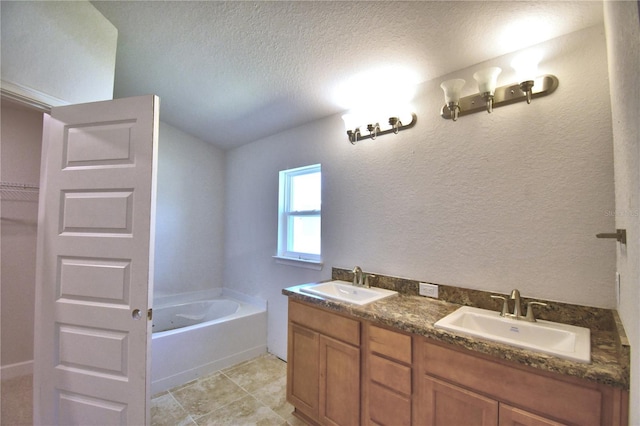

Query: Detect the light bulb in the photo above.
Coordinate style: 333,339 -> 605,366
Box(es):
511,52 -> 542,84
511,52 -> 542,104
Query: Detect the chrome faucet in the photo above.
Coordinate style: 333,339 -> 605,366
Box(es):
352,266 -> 363,287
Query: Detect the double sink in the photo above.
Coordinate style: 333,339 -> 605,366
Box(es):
299,280 -> 591,363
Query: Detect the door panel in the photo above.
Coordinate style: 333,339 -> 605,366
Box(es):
287,323 -> 319,421
417,375 -> 499,426
319,335 -> 360,426
34,95 -> 159,425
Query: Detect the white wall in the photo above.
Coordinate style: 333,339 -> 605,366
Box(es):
0,1 -> 117,105
0,102 -> 43,375
603,1 -> 640,424
154,122 -> 226,298
224,25 -> 616,360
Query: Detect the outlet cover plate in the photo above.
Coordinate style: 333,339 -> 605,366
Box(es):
420,282 -> 438,298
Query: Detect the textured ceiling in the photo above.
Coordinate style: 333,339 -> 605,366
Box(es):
91,1 -> 603,150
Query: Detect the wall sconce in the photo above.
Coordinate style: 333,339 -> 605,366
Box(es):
440,79 -> 466,121
343,112 -> 417,144
441,68 -> 558,121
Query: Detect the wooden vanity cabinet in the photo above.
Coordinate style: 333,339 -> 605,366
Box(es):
287,298 -> 628,426
287,299 -> 361,426
363,323 -> 413,426
414,337 -> 629,426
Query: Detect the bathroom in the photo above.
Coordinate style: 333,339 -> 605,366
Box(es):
1,1 -> 638,425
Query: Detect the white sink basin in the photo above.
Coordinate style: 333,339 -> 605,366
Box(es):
434,306 -> 591,363
300,280 -> 398,305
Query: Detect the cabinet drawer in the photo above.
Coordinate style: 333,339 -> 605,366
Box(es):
369,354 -> 411,396
368,382 -> 411,426
289,300 -> 360,346
419,339 -> 602,425
368,324 -> 411,364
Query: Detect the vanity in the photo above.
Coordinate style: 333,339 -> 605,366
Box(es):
282,268 -> 630,426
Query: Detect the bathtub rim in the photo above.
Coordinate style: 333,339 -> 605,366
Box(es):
153,287 -> 267,310
152,296 -> 264,338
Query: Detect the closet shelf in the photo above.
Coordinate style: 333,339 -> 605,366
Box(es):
1,181 -> 40,202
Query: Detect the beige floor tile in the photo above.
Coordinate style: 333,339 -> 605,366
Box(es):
151,392 -> 196,426
171,372 -> 249,418
251,376 -> 294,420
194,394 -> 285,426
223,353 -> 287,393
1,374 -> 33,426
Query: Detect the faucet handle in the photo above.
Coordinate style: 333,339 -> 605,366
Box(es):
490,295 -> 509,317
525,301 -> 548,322
364,274 -> 376,288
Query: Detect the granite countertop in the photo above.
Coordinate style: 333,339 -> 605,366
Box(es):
282,278 -> 630,390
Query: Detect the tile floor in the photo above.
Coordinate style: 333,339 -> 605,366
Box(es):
1,353 -> 305,426
152,353 -> 305,426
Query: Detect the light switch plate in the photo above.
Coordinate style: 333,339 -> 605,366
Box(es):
419,282 -> 438,298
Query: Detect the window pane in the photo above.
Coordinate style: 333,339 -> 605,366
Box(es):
290,172 -> 321,212
289,216 -> 320,255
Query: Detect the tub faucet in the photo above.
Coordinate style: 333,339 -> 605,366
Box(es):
352,266 -> 363,287
510,289 -> 522,319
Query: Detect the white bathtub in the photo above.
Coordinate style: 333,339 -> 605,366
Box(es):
151,292 -> 267,394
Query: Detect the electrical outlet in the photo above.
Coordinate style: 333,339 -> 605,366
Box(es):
419,282 -> 438,298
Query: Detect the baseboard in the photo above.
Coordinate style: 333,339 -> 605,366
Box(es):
0,360 -> 33,380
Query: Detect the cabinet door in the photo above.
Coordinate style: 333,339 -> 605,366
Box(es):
319,335 -> 360,426
499,404 -> 567,426
416,375 -> 498,426
287,323 -> 320,421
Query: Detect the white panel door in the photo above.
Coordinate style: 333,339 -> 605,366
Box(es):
33,95 -> 159,425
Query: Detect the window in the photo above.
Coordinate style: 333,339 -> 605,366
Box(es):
276,164 -> 321,266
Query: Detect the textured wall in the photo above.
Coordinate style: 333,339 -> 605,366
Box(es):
604,1 -> 640,424
1,1 -> 117,104
224,25 -> 616,360
154,122 -> 226,298
0,103 -> 43,371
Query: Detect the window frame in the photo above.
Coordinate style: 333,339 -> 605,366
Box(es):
275,163 -> 322,268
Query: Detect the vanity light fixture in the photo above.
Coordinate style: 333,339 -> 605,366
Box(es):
440,68 -> 559,121
343,112 -> 417,145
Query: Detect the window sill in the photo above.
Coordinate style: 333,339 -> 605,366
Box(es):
273,256 -> 323,271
